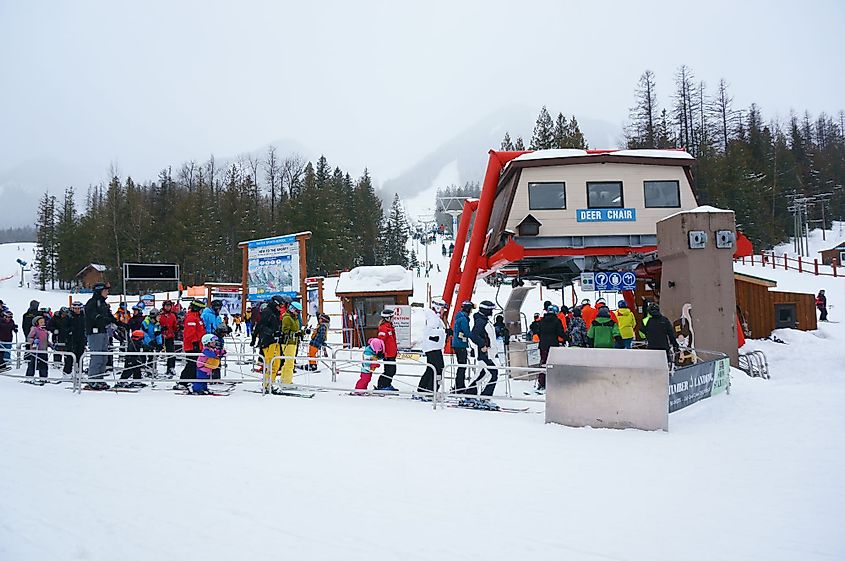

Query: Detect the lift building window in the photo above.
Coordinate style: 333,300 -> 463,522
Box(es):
528,182 -> 566,210
644,180 -> 681,208
587,181 -> 624,208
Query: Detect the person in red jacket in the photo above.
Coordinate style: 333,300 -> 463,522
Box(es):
175,300 -> 206,390
158,299 -> 179,376
375,308 -> 399,391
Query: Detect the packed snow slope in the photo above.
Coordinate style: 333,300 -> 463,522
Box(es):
1,233 -> 844,560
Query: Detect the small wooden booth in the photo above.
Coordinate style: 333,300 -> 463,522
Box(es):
335,265 -> 413,347
75,264 -> 108,289
820,242 -> 845,266
734,272 -> 817,338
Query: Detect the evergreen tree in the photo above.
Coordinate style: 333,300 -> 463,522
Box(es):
35,193 -> 57,290
552,113 -> 568,148
530,106 -> 555,150
626,70 -> 658,148
500,132 -> 514,151
514,136 -> 526,150
379,194 -> 410,267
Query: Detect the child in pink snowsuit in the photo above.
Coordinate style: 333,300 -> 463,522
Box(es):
355,338 -> 384,390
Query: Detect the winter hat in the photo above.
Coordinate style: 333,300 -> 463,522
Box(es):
581,298 -> 591,305
380,308 -> 395,319
618,300 -> 628,308
131,329 -> 145,340
290,301 -> 302,312
29,300 -> 39,309
573,307 -> 582,318
368,338 -> 385,353
478,300 -> 495,315
597,306 -> 610,318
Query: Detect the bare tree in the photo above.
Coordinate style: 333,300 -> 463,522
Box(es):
264,145 -> 280,220
709,78 -> 736,153
246,153 -> 261,190
281,154 -> 305,198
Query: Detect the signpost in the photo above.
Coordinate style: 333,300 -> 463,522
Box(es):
392,304 -> 412,349
668,357 -> 730,413
576,208 -> 637,222
591,270 -> 637,291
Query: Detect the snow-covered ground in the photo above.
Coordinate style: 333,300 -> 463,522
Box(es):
2,229 -> 845,560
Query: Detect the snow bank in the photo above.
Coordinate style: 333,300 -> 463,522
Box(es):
335,265 -> 413,294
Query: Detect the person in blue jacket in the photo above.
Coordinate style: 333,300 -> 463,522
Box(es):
202,300 -> 224,334
141,308 -> 163,375
451,300 -> 473,394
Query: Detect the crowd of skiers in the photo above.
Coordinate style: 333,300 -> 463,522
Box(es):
3,283 -> 680,396
526,297 -> 678,390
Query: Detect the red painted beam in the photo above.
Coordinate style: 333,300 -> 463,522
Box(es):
441,198 -> 478,309
452,150 -> 529,326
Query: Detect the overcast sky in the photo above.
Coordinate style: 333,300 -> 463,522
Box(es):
1,0 -> 843,185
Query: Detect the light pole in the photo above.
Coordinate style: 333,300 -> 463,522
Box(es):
16,259 -> 27,288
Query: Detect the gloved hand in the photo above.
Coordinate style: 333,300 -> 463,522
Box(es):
445,327 -> 453,337
304,327 -> 311,335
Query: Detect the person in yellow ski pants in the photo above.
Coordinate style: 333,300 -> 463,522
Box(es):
280,301 -> 303,385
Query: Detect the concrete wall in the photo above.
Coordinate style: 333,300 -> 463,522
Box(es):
545,347 -> 669,431
505,163 -> 698,238
657,210 -> 739,366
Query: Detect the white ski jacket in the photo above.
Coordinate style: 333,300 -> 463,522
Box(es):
419,307 -> 447,353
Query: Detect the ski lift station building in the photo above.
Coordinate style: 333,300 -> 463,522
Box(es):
444,148 -> 700,316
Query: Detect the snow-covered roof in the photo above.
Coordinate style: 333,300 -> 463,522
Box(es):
75,263 -> 107,277
335,265 -> 413,295
512,148 -> 693,163
661,205 -> 734,221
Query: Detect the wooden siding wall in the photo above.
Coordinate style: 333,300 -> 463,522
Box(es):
735,279 -> 818,338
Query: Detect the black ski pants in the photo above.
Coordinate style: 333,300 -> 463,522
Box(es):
453,347 -> 469,393
180,342 -> 201,382
471,351 -> 498,396
164,338 -> 176,371
418,350 -> 444,393
376,356 -> 397,389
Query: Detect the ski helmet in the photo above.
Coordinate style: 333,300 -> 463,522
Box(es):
460,300 -> 474,312
189,299 -> 204,311
92,282 -> 110,293
319,313 -> 330,323
131,329 -> 145,340
270,295 -> 286,308
201,334 -> 220,347
119,302 -> 127,309
648,303 -> 661,316
478,300 -> 495,314
368,338 -> 385,353
132,304 -> 144,312
148,308 -> 159,317
211,299 -> 223,310
33,315 -> 45,326
380,308 -> 395,319
431,297 -> 447,312
290,301 -> 302,312
163,300 -> 173,307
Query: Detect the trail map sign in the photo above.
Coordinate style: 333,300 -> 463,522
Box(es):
239,231 -> 312,320
246,235 -> 300,299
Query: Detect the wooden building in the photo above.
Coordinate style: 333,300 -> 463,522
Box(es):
335,265 -> 413,347
75,264 -> 108,289
820,242 -> 845,266
733,272 -> 817,338
630,268 -> 817,342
